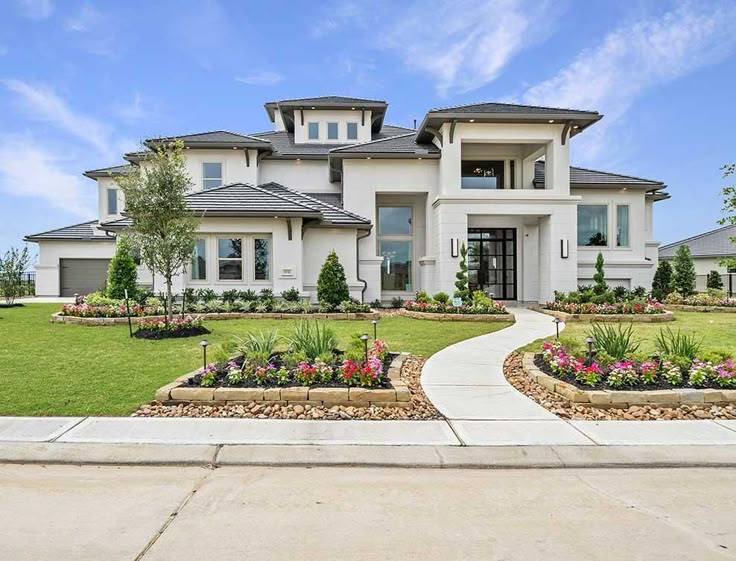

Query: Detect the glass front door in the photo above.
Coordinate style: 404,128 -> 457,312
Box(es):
467,228 -> 517,300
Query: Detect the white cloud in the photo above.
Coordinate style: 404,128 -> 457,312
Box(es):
235,72 -> 284,86
64,2 -> 103,32
381,0 -> 556,96
2,79 -> 113,157
520,2 -> 736,163
112,93 -> 158,123
311,1 -> 366,38
16,0 -> 52,20
0,135 -> 94,217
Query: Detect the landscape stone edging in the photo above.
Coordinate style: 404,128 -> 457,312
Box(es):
521,352 -> 736,408
536,308 -> 675,323
154,352 -> 413,409
665,304 -> 736,313
51,310 -> 379,325
397,308 -> 513,323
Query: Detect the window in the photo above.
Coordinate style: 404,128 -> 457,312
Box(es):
107,188 -> 118,215
191,239 -> 206,280
203,162 -> 223,190
347,122 -> 358,140
616,205 -> 630,247
578,205 -> 608,246
327,122 -> 339,140
254,237 -> 270,281
217,238 -> 242,280
308,122 -> 319,140
461,160 -> 504,189
378,207 -> 413,291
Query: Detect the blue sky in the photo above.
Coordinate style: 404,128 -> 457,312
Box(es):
1,0 -> 735,255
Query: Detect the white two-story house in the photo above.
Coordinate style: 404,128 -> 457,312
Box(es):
26,96 -> 669,302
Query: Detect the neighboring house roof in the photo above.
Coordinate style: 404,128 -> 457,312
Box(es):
83,164 -> 133,179
264,96 -> 388,133
100,183 -> 371,231
416,101 -> 602,143
25,220 -> 114,242
534,162 -> 666,190
144,130 -> 272,150
659,224 -> 736,259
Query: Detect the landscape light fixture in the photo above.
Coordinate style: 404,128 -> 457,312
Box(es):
360,333 -> 370,362
552,317 -> 562,339
585,336 -> 595,364
371,318 -> 379,340
200,339 -> 209,370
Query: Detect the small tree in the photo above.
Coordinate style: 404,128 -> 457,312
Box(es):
0,246 -> 31,305
707,270 -> 724,290
317,250 -> 349,307
115,140 -> 199,323
453,242 -> 469,303
719,163 -> 736,271
105,237 -> 138,299
651,260 -> 673,301
593,252 -> 608,295
672,244 -> 696,296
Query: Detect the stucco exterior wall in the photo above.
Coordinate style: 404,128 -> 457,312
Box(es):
302,228 -> 362,301
34,239 -> 116,296
259,159 -> 338,193
293,109 -> 372,144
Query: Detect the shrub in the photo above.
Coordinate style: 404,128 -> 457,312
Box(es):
651,260 -> 673,301
259,288 -> 274,302
453,242 -> 470,303
415,290 -> 430,303
241,289 -> 258,301
612,286 -> 628,302
593,252 -> 608,295
390,296 -> 404,309
672,245 -> 696,296
339,299 -> 371,313
221,289 -> 240,303
369,299 -> 383,309
234,330 -> 280,357
588,323 -> 640,359
707,270 -> 724,290
0,246 -> 32,305
281,287 -> 301,302
105,237 -> 138,299
195,288 -> 217,303
655,327 -> 703,360
432,291 -> 450,304
317,250 -> 349,307
288,320 -> 337,361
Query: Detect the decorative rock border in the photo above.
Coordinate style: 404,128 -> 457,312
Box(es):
51,310 -> 379,325
397,308 -> 513,323
154,352 -> 413,409
522,352 -> 736,408
665,304 -> 736,313
536,308 -> 675,323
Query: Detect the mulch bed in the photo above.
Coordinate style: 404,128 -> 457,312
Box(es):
133,326 -> 211,340
505,352 -> 736,421
133,355 -> 443,420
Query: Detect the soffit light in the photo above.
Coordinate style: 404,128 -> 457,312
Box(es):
548,119 -> 555,123
469,119 -> 475,122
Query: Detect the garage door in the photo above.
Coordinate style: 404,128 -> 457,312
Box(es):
60,259 -> 110,297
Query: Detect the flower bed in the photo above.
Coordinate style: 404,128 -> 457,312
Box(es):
544,300 -> 666,315
60,302 -> 163,318
133,315 -> 209,340
404,299 -> 508,315
664,292 -> 736,312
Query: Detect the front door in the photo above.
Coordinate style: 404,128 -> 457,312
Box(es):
467,228 -> 517,300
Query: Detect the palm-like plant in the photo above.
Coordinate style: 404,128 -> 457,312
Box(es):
234,330 -> 280,357
588,323 -> 640,359
287,320 -> 337,360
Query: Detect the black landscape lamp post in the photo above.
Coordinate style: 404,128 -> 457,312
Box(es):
371,319 -> 379,340
553,317 -> 562,339
200,339 -> 209,370
360,333 -> 370,363
652,352 -> 661,371
585,336 -> 595,365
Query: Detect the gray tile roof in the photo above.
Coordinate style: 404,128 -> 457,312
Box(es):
659,224 -> 736,259
330,132 -> 440,156
267,96 -> 386,105
429,101 -> 599,115
83,164 -> 133,178
259,183 -> 370,226
146,130 -> 272,148
25,220 -> 114,242
534,161 -> 665,188
305,192 -> 343,207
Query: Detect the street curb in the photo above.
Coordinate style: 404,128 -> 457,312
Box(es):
3,442 -> 736,469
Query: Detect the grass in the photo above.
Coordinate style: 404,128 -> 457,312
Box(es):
0,303 -> 510,416
519,311 -> 736,358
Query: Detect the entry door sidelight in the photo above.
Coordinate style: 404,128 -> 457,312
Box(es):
467,228 -> 517,300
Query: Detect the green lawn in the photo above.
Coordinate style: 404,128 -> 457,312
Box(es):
519,311 -> 736,357
0,303 -> 510,416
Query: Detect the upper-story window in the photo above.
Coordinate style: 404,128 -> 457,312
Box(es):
308,122 -> 319,140
578,205 -> 608,247
202,162 -> 223,190
347,122 -> 358,140
461,160 -> 505,189
107,188 -> 118,215
327,122 -> 339,140
616,205 -> 630,247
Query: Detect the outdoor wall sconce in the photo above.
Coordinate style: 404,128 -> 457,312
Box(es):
451,238 -> 459,258
560,239 -> 569,259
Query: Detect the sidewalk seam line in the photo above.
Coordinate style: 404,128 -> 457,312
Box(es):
48,417 -> 88,443
445,420 -> 467,446
563,421 -> 601,446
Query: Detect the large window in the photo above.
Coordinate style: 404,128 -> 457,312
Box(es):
308,122 -> 319,140
202,162 -> 223,190
578,205 -> 608,247
327,122 -> 339,140
461,160 -> 504,189
347,122 -> 358,140
378,207 -> 412,292
191,239 -> 206,280
254,237 -> 270,281
616,205 -> 630,247
217,238 -> 243,280
107,188 -> 118,215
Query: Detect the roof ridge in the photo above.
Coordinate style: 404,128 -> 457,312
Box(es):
150,130 -> 271,143
428,100 -> 597,114
382,123 -> 416,131
568,164 -> 664,185
251,183 -> 323,213
268,95 -> 386,104
659,224 -> 736,250
329,132 -> 415,153
185,182 -> 245,197
260,183 -> 369,222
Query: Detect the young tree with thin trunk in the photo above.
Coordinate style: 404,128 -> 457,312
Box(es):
720,163 -> 736,271
115,140 -> 199,323
0,246 -> 31,305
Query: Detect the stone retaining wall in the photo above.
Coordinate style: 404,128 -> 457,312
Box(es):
398,308 -> 513,323
522,352 -> 736,408
665,304 -> 736,313
536,308 -> 675,323
154,353 -> 413,409
51,310 -> 379,325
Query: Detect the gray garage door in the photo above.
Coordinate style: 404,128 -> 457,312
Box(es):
60,258 -> 110,297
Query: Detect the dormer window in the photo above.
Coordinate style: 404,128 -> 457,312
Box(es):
202,162 -> 223,190
308,122 -> 319,140
347,122 -> 358,140
107,188 -> 118,215
327,122 -> 339,140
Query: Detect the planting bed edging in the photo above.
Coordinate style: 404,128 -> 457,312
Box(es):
154,352 -> 413,409
522,352 -> 736,408
51,310 -> 379,325
536,308 -> 675,323
397,308 -> 513,323
665,304 -> 736,313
